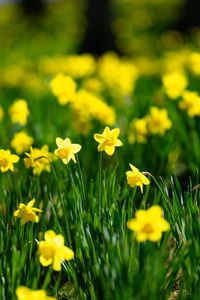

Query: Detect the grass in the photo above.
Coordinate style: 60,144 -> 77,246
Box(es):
1,154 -> 200,299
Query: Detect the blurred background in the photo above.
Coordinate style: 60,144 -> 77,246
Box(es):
0,0 -> 200,61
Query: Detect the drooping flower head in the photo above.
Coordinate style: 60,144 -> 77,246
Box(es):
126,163 -> 150,193
0,149 -> 19,172
24,145 -> 55,176
38,230 -> 74,271
16,286 -> 55,300
54,137 -> 81,164
127,205 -> 170,242
13,199 -> 42,225
94,126 -> 123,155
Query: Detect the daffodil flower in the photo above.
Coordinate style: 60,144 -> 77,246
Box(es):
13,199 -> 42,224
16,286 -> 56,300
0,149 -> 19,172
126,163 -> 150,193
127,205 -> 170,242
38,230 -> 74,271
94,126 -> 123,155
54,137 -> 81,164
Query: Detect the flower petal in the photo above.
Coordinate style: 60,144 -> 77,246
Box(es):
56,137 -> 65,148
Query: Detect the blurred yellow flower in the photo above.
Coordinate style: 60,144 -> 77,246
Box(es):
126,163 -> 150,193
38,230 -> 74,271
50,74 -> 77,105
13,199 -> 42,225
73,89 -> 116,131
179,90 -> 200,117
147,106 -> 172,136
188,52 -> 200,75
9,99 -> 30,126
24,145 -> 55,176
94,126 -> 123,155
54,137 -> 81,164
11,131 -> 34,154
127,205 -> 170,242
16,286 -> 55,300
128,118 -> 148,144
65,54 -> 96,78
98,53 -> 138,96
162,71 -> 188,99
0,149 -> 19,172
0,106 -> 4,122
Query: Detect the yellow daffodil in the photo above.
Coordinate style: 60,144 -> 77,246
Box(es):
11,131 -> 34,154
16,286 -> 55,300
147,106 -> 172,136
162,71 -> 188,100
126,164 -> 150,193
38,230 -> 74,271
13,199 -> 42,225
188,52 -> 200,75
24,145 -> 55,176
9,99 -> 30,126
54,137 -> 81,164
0,149 -> 19,172
179,90 -> 200,117
94,126 -> 123,155
127,205 -> 170,242
128,117 -> 148,144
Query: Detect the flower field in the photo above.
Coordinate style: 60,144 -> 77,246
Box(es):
1,1 -> 200,299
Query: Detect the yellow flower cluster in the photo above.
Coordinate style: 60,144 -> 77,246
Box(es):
39,54 -> 96,78
179,90 -> 200,117
63,54 -> 96,78
9,99 -> 30,126
128,106 -> 172,144
127,205 -> 170,242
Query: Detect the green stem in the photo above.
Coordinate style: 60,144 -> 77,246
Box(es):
98,152 -> 103,205
42,266 -> 53,289
75,154 -> 86,208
